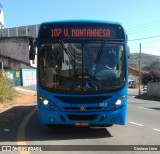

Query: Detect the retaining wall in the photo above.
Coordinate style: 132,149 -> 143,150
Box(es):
147,82 -> 160,97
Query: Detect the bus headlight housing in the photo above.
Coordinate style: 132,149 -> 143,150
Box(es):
109,99 -> 122,110
39,96 -> 59,111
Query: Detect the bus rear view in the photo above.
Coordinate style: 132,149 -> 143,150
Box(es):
29,21 -> 128,127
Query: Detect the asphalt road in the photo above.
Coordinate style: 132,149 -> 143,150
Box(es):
0,89 -> 160,154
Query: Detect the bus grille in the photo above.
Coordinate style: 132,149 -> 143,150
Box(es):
55,96 -> 111,104
67,114 -> 97,121
63,107 -> 102,111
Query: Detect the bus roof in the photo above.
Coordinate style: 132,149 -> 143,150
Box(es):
41,20 -> 123,27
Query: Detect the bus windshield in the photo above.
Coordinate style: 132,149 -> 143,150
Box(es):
38,40 -> 125,93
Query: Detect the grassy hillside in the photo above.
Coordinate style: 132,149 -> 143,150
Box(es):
129,53 -> 160,69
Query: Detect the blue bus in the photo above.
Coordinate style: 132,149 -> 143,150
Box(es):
29,20 -> 129,127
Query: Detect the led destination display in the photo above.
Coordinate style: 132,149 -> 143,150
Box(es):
51,27 -> 116,39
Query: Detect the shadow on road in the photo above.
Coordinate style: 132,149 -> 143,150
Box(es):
0,106 -> 112,142
0,105 -> 35,127
128,88 -> 160,102
149,107 -> 160,111
0,105 -> 35,142
25,111 -> 112,141
41,125 -> 112,140
135,93 -> 160,102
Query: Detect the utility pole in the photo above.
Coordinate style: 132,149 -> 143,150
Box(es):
138,43 -> 141,95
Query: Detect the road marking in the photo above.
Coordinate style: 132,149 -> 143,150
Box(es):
129,122 -> 144,127
3,129 -> 10,132
17,106 -> 37,154
138,106 -> 154,111
153,128 -> 160,132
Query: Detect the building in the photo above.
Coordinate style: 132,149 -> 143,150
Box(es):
128,66 -> 144,88
0,7 -> 4,29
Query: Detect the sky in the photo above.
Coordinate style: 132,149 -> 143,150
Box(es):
1,0 -> 160,56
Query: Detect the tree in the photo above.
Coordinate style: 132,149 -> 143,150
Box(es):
142,70 -> 160,85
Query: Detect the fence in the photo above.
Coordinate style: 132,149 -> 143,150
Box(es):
21,69 -> 37,90
5,70 -> 21,86
5,69 -> 37,90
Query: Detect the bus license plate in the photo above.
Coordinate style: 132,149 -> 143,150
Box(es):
75,122 -> 89,126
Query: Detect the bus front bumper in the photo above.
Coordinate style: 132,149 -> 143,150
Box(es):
38,105 -> 127,126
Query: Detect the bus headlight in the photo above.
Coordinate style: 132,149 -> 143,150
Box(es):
43,99 -> 49,105
109,99 -> 122,110
39,96 -> 59,110
115,99 -> 122,105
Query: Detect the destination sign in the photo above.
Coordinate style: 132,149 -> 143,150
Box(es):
51,27 -> 116,39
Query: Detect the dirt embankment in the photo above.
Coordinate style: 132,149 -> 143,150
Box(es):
0,91 -> 37,126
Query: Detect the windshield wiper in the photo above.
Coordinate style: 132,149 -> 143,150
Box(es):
59,39 -> 74,60
94,41 -> 106,65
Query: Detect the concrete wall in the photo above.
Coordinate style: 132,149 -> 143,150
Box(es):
0,24 -> 39,38
0,37 -> 32,70
147,82 -> 160,97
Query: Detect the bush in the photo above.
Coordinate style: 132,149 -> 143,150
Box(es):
0,76 -> 17,102
142,70 -> 160,85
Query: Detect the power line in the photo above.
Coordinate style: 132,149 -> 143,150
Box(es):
127,19 -> 160,38
128,35 -> 160,42
127,19 -> 160,30
127,24 -> 160,34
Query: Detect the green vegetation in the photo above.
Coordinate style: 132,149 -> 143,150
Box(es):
129,53 -> 160,85
142,70 -> 160,85
0,75 -> 17,102
129,53 -> 160,70
142,61 -> 160,71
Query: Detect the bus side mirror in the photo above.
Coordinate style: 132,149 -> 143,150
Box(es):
29,38 -> 37,60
